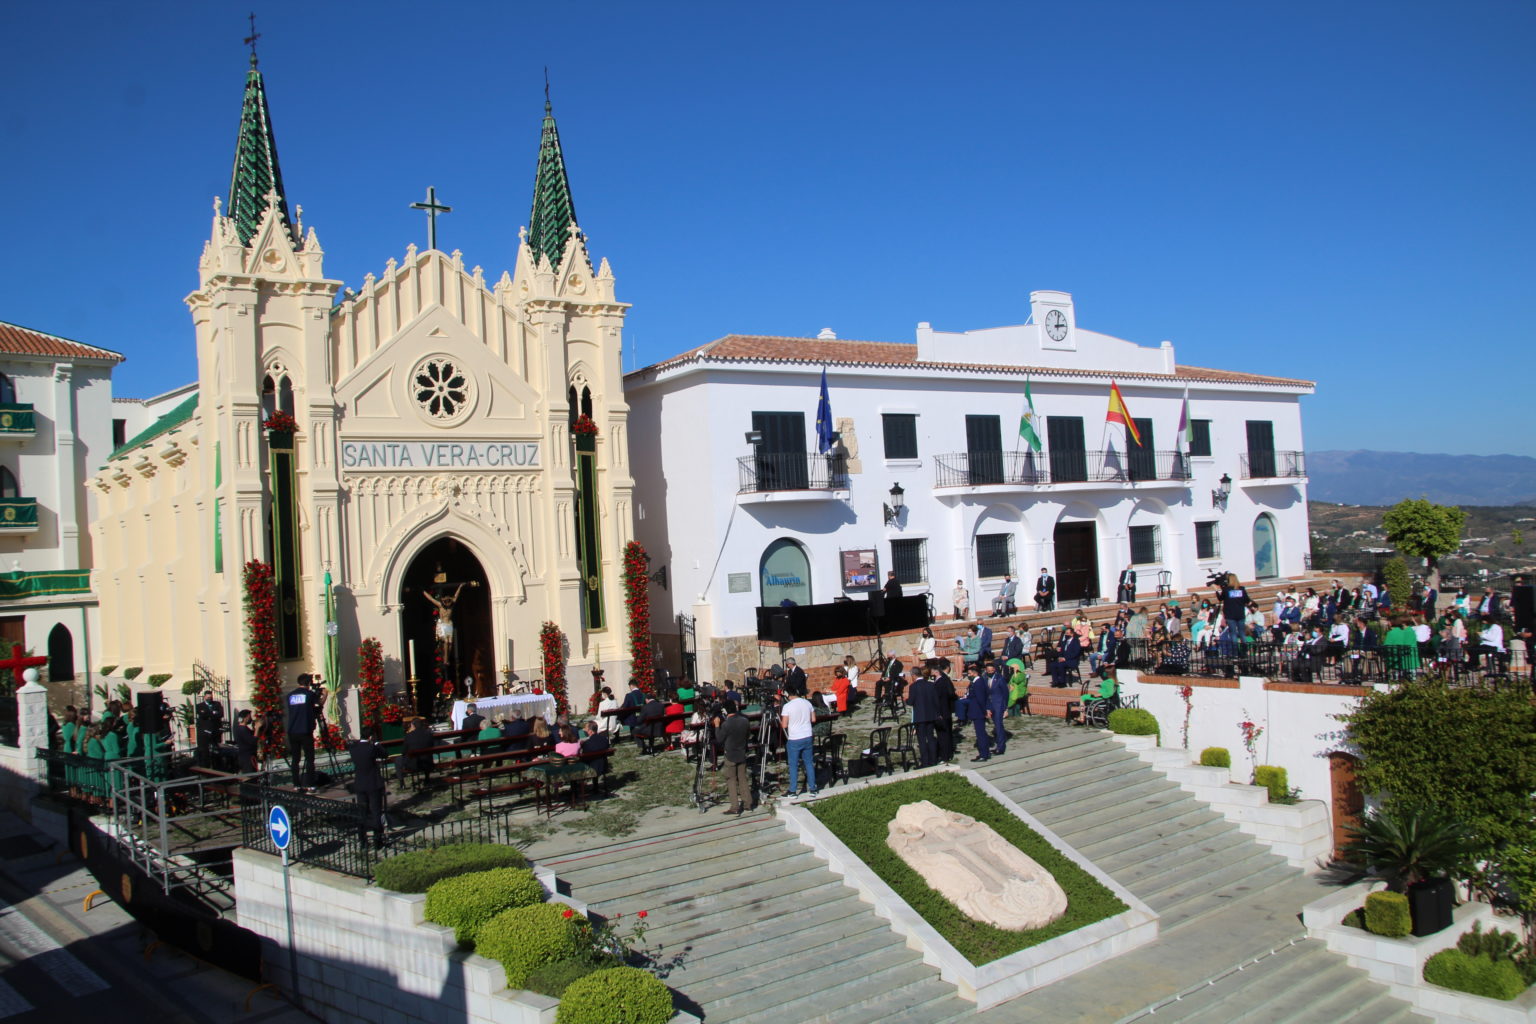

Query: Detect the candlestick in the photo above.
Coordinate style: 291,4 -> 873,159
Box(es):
408,638 -> 417,679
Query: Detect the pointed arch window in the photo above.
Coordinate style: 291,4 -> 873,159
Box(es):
0,467 -> 19,498
567,386 -> 578,428
581,387 -> 593,419
0,373 -> 15,404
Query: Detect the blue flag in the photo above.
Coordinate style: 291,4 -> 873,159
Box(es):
814,367 -> 834,454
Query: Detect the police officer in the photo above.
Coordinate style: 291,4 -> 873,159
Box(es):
285,674 -> 321,791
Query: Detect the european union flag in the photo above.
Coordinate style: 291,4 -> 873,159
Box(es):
814,368 -> 834,454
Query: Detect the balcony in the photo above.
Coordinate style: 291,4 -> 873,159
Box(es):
0,404 -> 36,441
934,449 -> 1193,489
737,452 -> 849,499
1240,450 -> 1307,480
0,498 -> 38,533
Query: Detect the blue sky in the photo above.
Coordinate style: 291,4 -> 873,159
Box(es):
2,1 -> 1531,455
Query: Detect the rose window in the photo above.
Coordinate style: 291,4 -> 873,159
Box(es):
414,358 -> 471,419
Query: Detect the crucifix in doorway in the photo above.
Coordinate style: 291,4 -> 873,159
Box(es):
423,570 -> 479,698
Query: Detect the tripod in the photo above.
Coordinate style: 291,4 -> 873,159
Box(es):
754,698 -> 781,795
689,703 -> 719,811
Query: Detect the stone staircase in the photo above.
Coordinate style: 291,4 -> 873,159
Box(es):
542,720 -> 1426,1023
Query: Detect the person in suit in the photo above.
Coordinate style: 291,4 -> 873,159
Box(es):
976,623 -> 994,664
1035,569 -> 1056,613
348,726 -> 388,848
963,668 -> 992,761
1117,564 -> 1137,604
715,700 -> 753,814
459,703 -> 485,742
1001,626 -> 1025,663
992,575 -> 1018,617
1478,588 -> 1503,619
984,658 -> 1009,755
1049,631 -> 1084,688
932,658 -> 958,763
1421,584 -> 1439,619
618,679 -> 647,735
638,694 -> 667,754
906,665 -> 939,768
501,711 -> 532,753
395,717 -> 436,789
195,690 -> 224,767
783,658 -> 808,697
579,719 -> 612,786
233,709 -> 258,773
1511,576 -> 1534,632
883,571 -> 904,602
284,675 -> 322,791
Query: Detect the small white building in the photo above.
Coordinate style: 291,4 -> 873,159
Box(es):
0,321 -> 124,688
625,290 -> 1313,678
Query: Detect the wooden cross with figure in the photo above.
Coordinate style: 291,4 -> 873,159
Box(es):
0,643 -> 49,688
411,186 -> 453,252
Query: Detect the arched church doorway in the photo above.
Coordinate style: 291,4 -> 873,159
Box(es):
47,623 -> 74,681
401,537 -> 493,714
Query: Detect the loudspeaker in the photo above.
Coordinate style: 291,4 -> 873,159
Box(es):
770,614 -> 793,645
867,590 -> 886,618
1408,878 -> 1454,937
136,691 -> 165,734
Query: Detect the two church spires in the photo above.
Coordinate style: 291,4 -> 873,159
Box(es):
225,18 -> 579,268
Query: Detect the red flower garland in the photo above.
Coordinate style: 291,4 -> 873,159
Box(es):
382,704 -> 405,724
622,541 -> 653,691
540,622 -> 569,717
358,638 -> 385,729
572,414 -> 599,437
243,561 -> 284,756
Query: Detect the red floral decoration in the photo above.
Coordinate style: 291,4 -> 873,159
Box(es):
263,409 -> 299,433
622,541 -> 654,691
382,703 -> 405,724
243,561 -> 284,756
571,414 -> 599,437
540,621 -> 570,717
586,691 -> 602,715
358,638 -> 385,729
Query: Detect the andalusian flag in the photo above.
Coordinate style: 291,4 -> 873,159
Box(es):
1018,377 -> 1042,452
1106,381 -> 1142,446
1177,388 -> 1193,450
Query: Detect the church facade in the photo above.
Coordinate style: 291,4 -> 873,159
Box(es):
90,56 -> 634,704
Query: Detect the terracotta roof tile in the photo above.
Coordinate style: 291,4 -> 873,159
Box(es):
0,321 -> 125,363
633,334 -> 1311,387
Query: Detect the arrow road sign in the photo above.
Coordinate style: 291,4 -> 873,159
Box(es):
268,805 -> 292,851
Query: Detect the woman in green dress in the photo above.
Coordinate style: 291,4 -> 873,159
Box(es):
1005,658 -> 1030,716
82,724 -> 108,803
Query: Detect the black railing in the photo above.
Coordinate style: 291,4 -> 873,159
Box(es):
1240,450 -> 1306,479
737,452 -> 848,493
1131,638 -> 1529,689
934,450 -> 1192,488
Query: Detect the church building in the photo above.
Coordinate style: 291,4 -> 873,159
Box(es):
90,53 -> 635,704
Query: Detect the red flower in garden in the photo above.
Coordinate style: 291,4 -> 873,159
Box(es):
637,910 -> 647,919
562,908 -> 574,919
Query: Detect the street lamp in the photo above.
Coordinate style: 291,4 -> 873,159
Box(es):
883,482 -> 906,526
1211,473 -> 1232,511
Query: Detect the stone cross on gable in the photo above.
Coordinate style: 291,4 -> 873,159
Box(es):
411,186 -> 453,253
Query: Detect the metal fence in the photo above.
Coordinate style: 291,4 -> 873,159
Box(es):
737,452 -> 848,493
1129,639 -> 1530,691
934,449 -> 1192,489
1239,450 -> 1306,479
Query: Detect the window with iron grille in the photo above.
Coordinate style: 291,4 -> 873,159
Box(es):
891,538 -> 927,584
1195,521 -> 1221,560
975,533 -> 1013,579
1129,525 -> 1161,565
1189,420 -> 1212,457
882,414 -> 918,460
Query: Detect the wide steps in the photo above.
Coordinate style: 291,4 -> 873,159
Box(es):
707,944 -> 933,1022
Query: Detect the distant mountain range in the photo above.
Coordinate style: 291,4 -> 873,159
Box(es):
1306,451 -> 1536,507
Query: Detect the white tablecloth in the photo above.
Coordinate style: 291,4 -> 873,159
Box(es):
451,693 -> 556,730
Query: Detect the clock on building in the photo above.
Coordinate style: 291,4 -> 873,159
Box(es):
1045,309 -> 1068,342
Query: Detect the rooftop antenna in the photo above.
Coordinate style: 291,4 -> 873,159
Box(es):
244,12 -> 261,67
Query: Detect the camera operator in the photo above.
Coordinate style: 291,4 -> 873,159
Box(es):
716,700 -> 752,815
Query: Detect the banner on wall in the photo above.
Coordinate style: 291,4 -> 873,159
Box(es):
841,549 -> 879,590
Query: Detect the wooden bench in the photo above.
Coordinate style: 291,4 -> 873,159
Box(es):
464,750 -> 612,813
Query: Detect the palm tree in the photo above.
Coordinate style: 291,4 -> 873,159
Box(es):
1344,803 -> 1480,891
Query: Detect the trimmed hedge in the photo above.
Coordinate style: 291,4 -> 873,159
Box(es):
1107,707 -> 1160,740
373,843 -> 529,894
1199,747 -> 1231,768
424,867 -> 544,945
1364,891 -> 1411,938
525,957 -> 613,999
123,667 -> 143,680
1253,765 -> 1288,803
477,903 -> 590,988
555,966 -> 672,1024
1424,949 -> 1527,1000
807,772 -> 1127,965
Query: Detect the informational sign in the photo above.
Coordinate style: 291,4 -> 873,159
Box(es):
841,548 -> 879,589
268,805 -> 292,851
727,573 -> 752,594
340,440 -> 540,471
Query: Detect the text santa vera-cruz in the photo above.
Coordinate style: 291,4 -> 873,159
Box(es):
340,440 -> 541,470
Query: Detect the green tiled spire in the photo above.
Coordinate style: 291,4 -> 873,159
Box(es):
527,99 -> 579,271
227,55 -> 294,248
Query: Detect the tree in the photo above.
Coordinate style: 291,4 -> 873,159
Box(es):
1343,803 -> 1479,891
1381,499 -> 1464,588
1339,678 -> 1536,849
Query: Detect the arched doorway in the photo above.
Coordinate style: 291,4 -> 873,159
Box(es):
1253,513 -> 1279,580
760,539 -> 811,608
1328,751 -> 1364,861
48,623 -> 74,682
400,537 -> 493,713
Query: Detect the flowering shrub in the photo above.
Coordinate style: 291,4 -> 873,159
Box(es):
358,638 -> 385,729
622,542 -> 653,690
243,561 -> 283,756
1179,685 -> 1193,749
1239,712 -> 1264,775
541,622 -> 569,717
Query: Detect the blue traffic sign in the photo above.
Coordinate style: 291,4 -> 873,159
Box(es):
268,805 -> 292,851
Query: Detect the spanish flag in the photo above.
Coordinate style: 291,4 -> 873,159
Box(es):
1106,381 -> 1142,446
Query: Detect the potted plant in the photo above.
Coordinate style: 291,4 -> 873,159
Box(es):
1344,802 -> 1480,936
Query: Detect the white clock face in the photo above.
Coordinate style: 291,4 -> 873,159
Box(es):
1045,309 -> 1068,341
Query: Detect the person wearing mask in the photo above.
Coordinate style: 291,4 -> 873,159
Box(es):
195,689 -> 225,767
780,689 -> 817,797
907,665 -> 939,768
348,726 -> 388,848
716,701 -> 753,814
396,717 -> 436,789
285,674 -> 322,791
233,709 -> 258,773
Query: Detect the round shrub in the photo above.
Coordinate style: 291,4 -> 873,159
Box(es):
1107,708 -> 1159,739
555,966 -> 672,1024
1363,891 -> 1411,938
477,903 -> 590,988
525,958 -> 608,998
1199,747 -> 1231,768
1424,949 -> 1527,1001
373,842 -> 529,894
1253,765 -> 1289,802
424,867 -> 545,945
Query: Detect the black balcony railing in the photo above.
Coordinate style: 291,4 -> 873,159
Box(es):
934,450 -> 1193,488
738,452 -> 847,493
1240,450 -> 1306,479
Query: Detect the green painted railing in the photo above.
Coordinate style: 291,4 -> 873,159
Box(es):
0,404 -> 36,434
0,499 -> 38,529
